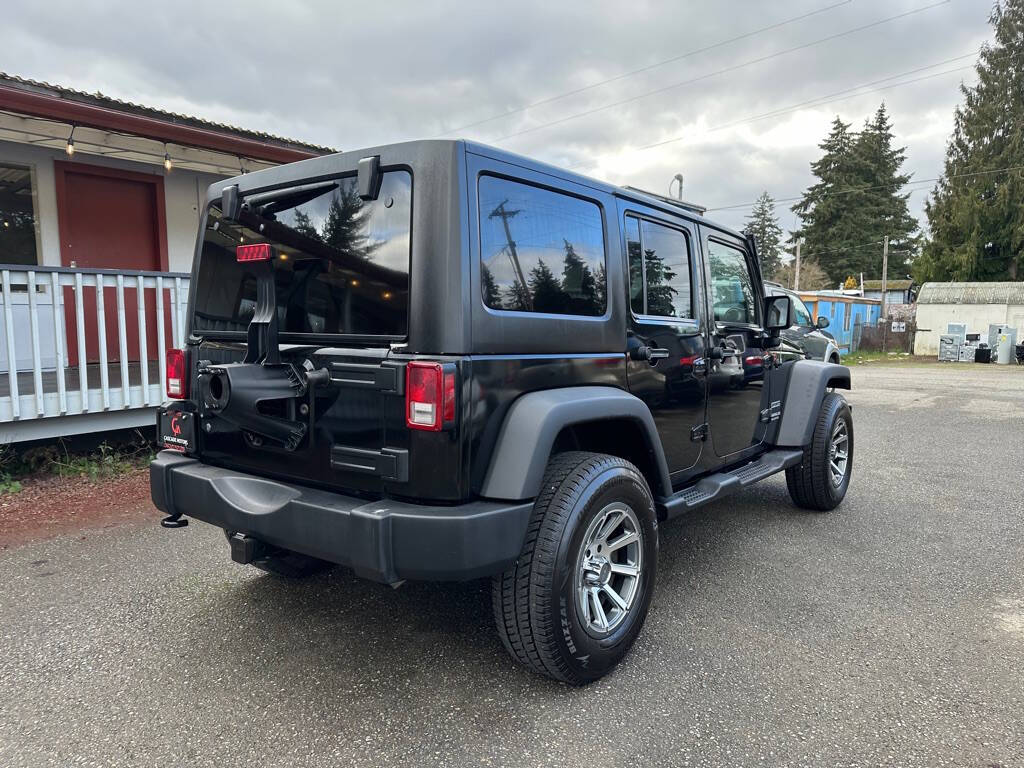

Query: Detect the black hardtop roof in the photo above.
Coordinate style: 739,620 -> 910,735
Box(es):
209,138 -> 745,240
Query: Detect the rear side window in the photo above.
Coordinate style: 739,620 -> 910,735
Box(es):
192,171 -> 411,338
708,239 -> 757,324
479,176 -> 606,316
625,215 -> 693,320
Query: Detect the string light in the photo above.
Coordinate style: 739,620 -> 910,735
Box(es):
65,125 -> 75,156
163,144 -> 173,172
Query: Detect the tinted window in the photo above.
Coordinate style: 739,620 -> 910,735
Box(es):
479,176 -> 605,316
193,171 -> 411,337
708,239 -> 757,324
0,163 -> 39,266
626,216 -> 693,320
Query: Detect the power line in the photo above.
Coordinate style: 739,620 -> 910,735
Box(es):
566,60 -> 973,171
490,0 -> 950,143
706,162 -> 1024,213
799,240 -> 885,260
435,0 -> 854,136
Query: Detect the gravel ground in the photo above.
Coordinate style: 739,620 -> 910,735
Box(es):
1,364 -> 1022,767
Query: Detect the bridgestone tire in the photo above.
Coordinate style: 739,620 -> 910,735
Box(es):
785,392 -> 853,511
492,452 -> 658,685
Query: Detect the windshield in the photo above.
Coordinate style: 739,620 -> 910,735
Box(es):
192,170 -> 412,338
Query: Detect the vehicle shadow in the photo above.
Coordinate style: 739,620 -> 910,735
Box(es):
179,475 -> 805,693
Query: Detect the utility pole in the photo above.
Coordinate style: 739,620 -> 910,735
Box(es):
793,240 -> 802,291
880,235 -> 890,353
489,200 -> 532,311
880,235 -> 889,324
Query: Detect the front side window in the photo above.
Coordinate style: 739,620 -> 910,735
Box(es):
193,171 -> 411,337
0,163 -> 39,266
626,215 -> 693,320
479,176 -> 606,316
708,239 -> 757,325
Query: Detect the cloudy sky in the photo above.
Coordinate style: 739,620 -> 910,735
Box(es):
3,0 -> 994,240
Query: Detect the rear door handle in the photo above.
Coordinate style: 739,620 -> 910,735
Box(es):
647,347 -> 670,362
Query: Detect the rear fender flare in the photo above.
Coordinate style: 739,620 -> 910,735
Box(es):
773,360 -> 851,447
479,386 -> 671,501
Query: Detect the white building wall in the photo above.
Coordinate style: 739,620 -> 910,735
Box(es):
913,302 -> 1023,355
162,168 -> 223,272
0,138 -> 226,274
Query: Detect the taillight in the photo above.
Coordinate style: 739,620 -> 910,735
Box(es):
442,370 -> 456,423
166,348 -> 187,399
405,361 -> 456,431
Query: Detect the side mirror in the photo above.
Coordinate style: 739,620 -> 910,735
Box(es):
815,316 -> 830,330
764,294 -> 793,332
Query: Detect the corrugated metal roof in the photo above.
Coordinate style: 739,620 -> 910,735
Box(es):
862,279 -> 913,290
0,72 -> 334,155
917,281 -> 1024,305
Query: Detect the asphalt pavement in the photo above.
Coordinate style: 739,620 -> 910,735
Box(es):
1,363 -> 1022,767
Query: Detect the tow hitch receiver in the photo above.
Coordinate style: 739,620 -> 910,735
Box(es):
228,532 -> 268,564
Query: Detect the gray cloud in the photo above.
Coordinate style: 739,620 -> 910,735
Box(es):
2,0 -> 994,243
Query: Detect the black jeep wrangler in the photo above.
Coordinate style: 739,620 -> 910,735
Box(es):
151,140 -> 852,684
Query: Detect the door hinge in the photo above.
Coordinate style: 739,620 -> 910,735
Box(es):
690,423 -> 709,442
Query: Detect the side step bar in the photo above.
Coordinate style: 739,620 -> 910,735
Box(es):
657,449 -> 803,519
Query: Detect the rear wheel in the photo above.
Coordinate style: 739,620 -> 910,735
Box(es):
492,452 -> 658,685
785,392 -> 853,511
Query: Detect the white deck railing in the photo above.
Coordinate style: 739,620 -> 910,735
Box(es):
0,264 -> 190,441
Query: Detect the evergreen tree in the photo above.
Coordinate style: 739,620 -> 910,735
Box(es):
481,264 -> 501,307
560,239 -> 599,313
917,1 -> 1024,282
290,209 -> 322,242
643,248 -> 679,316
593,262 -> 607,313
791,117 -> 870,285
852,104 -> 918,278
744,191 -> 783,279
502,279 -> 531,311
322,184 -> 380,260
528,259 -> 566,312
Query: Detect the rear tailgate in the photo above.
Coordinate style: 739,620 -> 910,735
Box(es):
192,342 -> 406,497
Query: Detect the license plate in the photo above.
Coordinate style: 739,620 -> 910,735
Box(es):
159,406 -> 196,453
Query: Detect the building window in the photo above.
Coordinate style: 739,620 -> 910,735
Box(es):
0,163 -> 39,266
479,176 -> 606,316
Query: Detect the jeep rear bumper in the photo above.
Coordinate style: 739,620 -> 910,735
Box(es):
150,451 -> 533,583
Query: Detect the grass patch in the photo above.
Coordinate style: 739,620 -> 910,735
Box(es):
0,431 -> 156,494
844,350 -> 934,366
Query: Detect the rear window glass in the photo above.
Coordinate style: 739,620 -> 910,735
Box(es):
479,176 -> 606,316
192,170 -> 411,337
